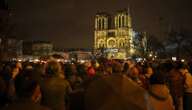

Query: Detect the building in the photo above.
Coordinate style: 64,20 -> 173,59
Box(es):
94,9 -> 134,59
32,41 -> 53,56
132,32 -> 148,57
0,0 -> 18,61
23,41 -> 33,55
0,37 -> 23,61
69,51 -> 92,61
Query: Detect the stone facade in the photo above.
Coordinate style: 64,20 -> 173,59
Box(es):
94,9 -> 134,59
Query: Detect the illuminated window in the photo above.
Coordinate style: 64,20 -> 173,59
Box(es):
119,16 -> 121,28
122,16 -> 124,27
108,39 -> 116,48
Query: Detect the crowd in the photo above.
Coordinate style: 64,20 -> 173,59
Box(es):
0,58 -> 192,110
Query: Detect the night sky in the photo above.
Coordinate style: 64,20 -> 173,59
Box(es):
8,0 -> 192,48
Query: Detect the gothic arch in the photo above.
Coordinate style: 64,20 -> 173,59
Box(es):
107,38 -> 116,48
98,39 -> 105,48
118,38 -> 125,48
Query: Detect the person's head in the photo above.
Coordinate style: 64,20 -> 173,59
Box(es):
175,61 -> 188,70
71,64 -> 77,74
160,62 -> 174,73
127,60 -> 133,66
122,63 -> 129,73
129,66 -> 140,78
11,67 -> 20,79
149,70 -> 166,85
105,66 -> 112,75
143,64 -> 153,78
97,63 -> 105,73
45,60 -> 63,77
15,62 -> 22,70
112,62 -> 122,74
76,64 -> 87,77
15,74 -> 41,102
147,67 -> 153,77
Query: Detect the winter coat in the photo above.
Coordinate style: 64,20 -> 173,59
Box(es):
148,84 -> 175,110
167,69 -> 185,98
2,100 -> 50,110
179,69 -> 192,93
41,77 -> 72,110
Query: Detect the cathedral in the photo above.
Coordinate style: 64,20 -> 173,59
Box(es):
94,9 -> 134,59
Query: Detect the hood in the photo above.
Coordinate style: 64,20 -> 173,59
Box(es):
149,84 -> 170,101
179,68 -> 189,75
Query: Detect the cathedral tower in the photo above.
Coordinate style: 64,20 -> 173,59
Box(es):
94,9 -> 134,59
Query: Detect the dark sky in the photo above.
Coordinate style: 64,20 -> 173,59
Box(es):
8,0 -> 192,48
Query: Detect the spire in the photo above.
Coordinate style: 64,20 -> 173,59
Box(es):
127,5 -> 131,15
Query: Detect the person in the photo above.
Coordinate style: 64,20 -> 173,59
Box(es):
4,62 -> 22,103
84,73 -> 150,110
148,69 -> 175,110
0,76 -> 6,108
179,63 -> 192,110
167,62 -> 185,110
122,62 -> 129,75
141,63 -> 154,90
86,62 -> 96,78
41,60 -> 72,110
2,69 -> 49,110
128,66 -> 143,86
111,61 -> 123,75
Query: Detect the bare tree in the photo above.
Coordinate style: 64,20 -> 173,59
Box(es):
166,28 -> 192,58
147,34 -> 166,57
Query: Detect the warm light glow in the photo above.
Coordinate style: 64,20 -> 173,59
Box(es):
94,10 -> 133,59
18,59 -> 22,62
35,59 -> 39,62
79,60 -> 85,64
130,48 -> 134,54
149,53 -> 152,57
172,57 -> 177,61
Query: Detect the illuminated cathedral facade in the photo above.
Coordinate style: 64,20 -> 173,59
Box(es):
94,9 -> 134,59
